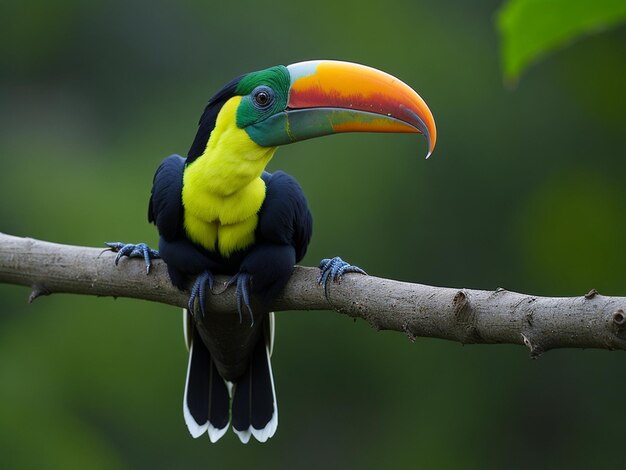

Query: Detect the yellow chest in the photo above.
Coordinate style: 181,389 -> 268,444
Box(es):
181,96 -> 276,257
182,175 -> 266,256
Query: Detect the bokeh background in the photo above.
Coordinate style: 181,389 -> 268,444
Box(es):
2,0 -> 626,468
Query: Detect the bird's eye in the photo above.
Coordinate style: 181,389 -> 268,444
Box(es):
256,91 -> 270,105
253,86 -> 274,109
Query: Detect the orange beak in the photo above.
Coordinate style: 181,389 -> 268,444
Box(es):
285,60 -> 437,158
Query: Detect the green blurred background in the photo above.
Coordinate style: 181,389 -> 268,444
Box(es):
1,0 -> 626,468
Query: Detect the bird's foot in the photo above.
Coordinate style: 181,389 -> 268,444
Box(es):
105,242 -> 160,274
318,256 -> 367,297
188,270 -> 215,317
227,272 -> 254,326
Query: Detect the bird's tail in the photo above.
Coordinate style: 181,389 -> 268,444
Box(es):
182,310 -> 278,443
231,330 -> 278,443
183,326 -> 230,442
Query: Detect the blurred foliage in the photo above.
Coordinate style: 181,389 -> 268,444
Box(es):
498,0 -> 626,81
1,0 -> 625,468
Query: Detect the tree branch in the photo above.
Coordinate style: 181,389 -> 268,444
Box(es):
1,232 -> 625,356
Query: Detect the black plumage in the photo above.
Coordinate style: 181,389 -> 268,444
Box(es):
148,86 -> 312,441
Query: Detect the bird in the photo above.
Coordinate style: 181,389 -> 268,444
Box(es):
108,60 -> 436,443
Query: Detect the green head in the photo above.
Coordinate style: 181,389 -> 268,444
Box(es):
233,66 -> 290,130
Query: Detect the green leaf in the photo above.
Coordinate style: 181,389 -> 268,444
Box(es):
497,0 -> 626,82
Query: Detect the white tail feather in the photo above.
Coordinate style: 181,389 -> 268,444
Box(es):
208,423 -> 229,443
236,342 -> 278,443
182,308 -> 192,351
183,341 -> 209,438
233,427 -> 252,443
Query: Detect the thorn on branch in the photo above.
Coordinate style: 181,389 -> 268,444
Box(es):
610,308 -> 626,340
453,290 -> 468,314
521,332 -> 543,359
585,289 -> 599,300
612,310 -> 626,339
453,289 -> 482,343
28,283 -> 50,304
402,323 -> 417,343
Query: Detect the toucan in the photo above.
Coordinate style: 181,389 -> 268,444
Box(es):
109,60 -> 436,443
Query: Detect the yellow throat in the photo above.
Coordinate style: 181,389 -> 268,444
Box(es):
182,96 -> 277,256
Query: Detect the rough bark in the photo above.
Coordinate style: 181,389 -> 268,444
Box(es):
1,232 -> 625,356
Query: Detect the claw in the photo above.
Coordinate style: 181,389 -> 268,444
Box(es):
318,256 -> 367,298
105,242 -> 160,274
227,272 -> 254,326
188,271 -> 214,316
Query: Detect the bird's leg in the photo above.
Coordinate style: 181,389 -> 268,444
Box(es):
188,270 -> 215,317
318,256 -> 367,298
227,272 -> 254,327
105,242 -> 160,274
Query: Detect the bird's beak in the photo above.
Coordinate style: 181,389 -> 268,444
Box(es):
248,60 -> 436,158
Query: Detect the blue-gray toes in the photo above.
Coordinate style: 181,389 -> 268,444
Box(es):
106,242 -> 160,274
189,270 -> 214,317
227,272 -> 254,326
318,256 -> 367,291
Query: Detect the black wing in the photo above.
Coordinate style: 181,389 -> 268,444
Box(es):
258,171 -> 313,263
148,154 -> 185,241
